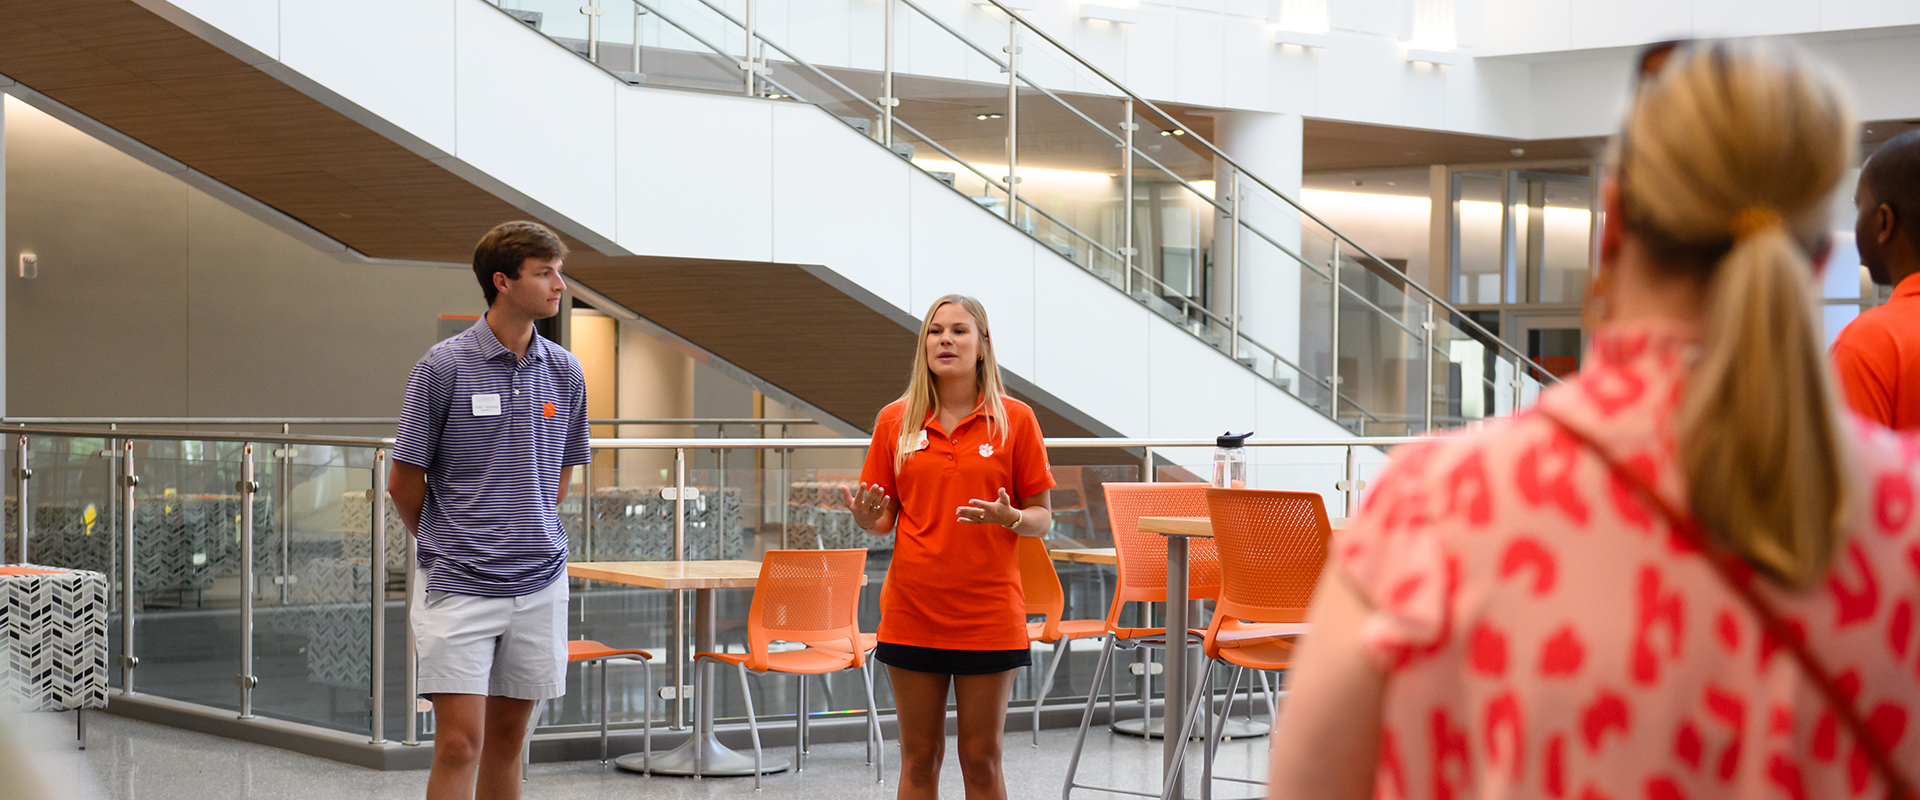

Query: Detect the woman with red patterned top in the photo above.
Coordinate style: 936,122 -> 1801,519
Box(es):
1269,41 -> 1919,799
844,294 -> 1055,800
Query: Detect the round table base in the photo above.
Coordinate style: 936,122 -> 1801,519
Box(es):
614,734 -> 792,776
1111,715 -> 1269,739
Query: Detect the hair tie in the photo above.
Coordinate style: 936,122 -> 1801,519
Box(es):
1732,206 -> 1782,240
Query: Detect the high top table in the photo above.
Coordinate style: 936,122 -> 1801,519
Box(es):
568,560 -> 868,777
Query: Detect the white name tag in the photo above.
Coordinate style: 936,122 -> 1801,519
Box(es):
471,394 -> 502,417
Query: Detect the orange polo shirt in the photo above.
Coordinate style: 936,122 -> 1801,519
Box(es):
1832,273 -> 1920,429
860,397 -> 1055,650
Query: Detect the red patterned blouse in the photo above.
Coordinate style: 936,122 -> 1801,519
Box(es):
1338,321 -> 1919,800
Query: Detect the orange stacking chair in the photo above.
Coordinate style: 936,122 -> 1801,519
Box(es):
1061,482 -> 1222,800
1156,488 -> 1329,800
693,549 -> 883,789
1017,536 -> 1108,745
568,640 -> 655,765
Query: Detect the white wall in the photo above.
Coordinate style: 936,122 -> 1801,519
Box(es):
3,96 -> 483,419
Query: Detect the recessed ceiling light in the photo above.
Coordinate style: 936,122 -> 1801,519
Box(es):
1161,129 -> 1185,136
976,113 -> 1003,120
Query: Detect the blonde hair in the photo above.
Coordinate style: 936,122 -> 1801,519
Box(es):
892,295 -> 1011,472
1613,40 -> 1856,586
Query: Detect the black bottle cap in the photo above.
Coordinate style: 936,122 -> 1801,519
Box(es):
1216,431 -> 1253,448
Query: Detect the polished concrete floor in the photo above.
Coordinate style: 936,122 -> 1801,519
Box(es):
20,710 -> 1273,800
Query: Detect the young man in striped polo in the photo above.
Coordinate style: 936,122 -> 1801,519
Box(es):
388,221 -> 590,800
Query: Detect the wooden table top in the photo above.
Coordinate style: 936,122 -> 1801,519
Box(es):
1137,515 -> 1347,538
568,560 -> 872,589
1047,547 -> 1118,565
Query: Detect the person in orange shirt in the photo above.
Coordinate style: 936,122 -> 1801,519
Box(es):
843,294 -> 1055,800
1831,129 -> 1920,427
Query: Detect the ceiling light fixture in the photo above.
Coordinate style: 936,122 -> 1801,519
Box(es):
1160,129 -> 1185,136
977,113 -> 1004,120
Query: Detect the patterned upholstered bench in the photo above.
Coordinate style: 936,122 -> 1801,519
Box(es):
0,564 -> 108,748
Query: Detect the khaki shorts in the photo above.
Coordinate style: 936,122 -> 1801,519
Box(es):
411,571 -> 568,700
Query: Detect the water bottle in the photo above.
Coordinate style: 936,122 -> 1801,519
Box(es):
1212,431 -> 1251,489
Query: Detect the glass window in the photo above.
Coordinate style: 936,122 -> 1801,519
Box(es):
1450,172 -> 1504,304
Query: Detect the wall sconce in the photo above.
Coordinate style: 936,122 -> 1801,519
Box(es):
1273,30 -> 1334,49
17,253 -> 36,279
1079,4 -> 1141,23
1403,47 -> 1464,66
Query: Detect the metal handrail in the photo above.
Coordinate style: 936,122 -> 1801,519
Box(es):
976,0 -> 1549,376
3,417 -> 819,427
491,0 -> 1549,435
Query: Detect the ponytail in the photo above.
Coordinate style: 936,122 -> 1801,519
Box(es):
1614,40 -> 1857,586
1676,224 -> 1849,585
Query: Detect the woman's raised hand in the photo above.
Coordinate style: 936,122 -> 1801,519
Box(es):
842,482 -> 893,531
957,488 -> 1020,528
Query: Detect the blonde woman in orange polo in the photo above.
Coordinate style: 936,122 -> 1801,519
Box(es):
844,294 -> 1055,800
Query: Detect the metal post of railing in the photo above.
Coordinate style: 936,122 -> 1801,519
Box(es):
278,426 -> 291,604
1341,445 -> 1360,519
581,459 -> 594,562
1122,99 -> 1135,294
741,0 -> 756,96
779,425 -> 790,550
670,447 -> 687,730
631,2 -> 643,74
1004,19 -> 1019,224
370,448 -> 389,745
581,0 -> 602,61
1141,447 -> 1154,483
1423,302 -> 1436,434
1328,239 -> 1343,422
237,443 -> 258,719
120,439 -> 137,694
1228,170 -> 1241,361
881,0 -> 895,147
716,426 -> 727,559
404,521 -> 419,747
14,434 -> 29,564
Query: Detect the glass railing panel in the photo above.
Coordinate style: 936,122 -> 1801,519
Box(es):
252,452 -> 378,735
20,435 -> 117,575
1009,78 -> 1129,287
626,0 -> 751,93
1435,311 -> 1508,427
1127,149 -> 1224,346
124,442 -> 250,712
890,3 -> 1016,220
1334,248 -> 1428,436
3,441 -> 15,564
498,0 -> 593,44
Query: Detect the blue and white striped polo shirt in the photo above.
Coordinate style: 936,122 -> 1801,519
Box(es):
394,317 -> 591,597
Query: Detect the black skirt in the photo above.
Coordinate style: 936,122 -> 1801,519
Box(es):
875,642 -> 1032,675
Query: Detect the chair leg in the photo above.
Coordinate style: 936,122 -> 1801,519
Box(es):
598,660 -> 610,764
737,663 -> 763,791
1156,661 -> 1214,800
1204,666 -> 1247,800
795,673 -> 808,772
1060,634 -> 1118,800
1033,637 -> 1068,746
1257,669 -> 1279,721
860,660 -> 885,784
863,661 -> 874,766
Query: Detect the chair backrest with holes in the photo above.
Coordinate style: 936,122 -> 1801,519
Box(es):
1099,482 -> 1221,629
1016,536 -> 1066,641
1204,488 -> 1329,624
746,549 -> 869,671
